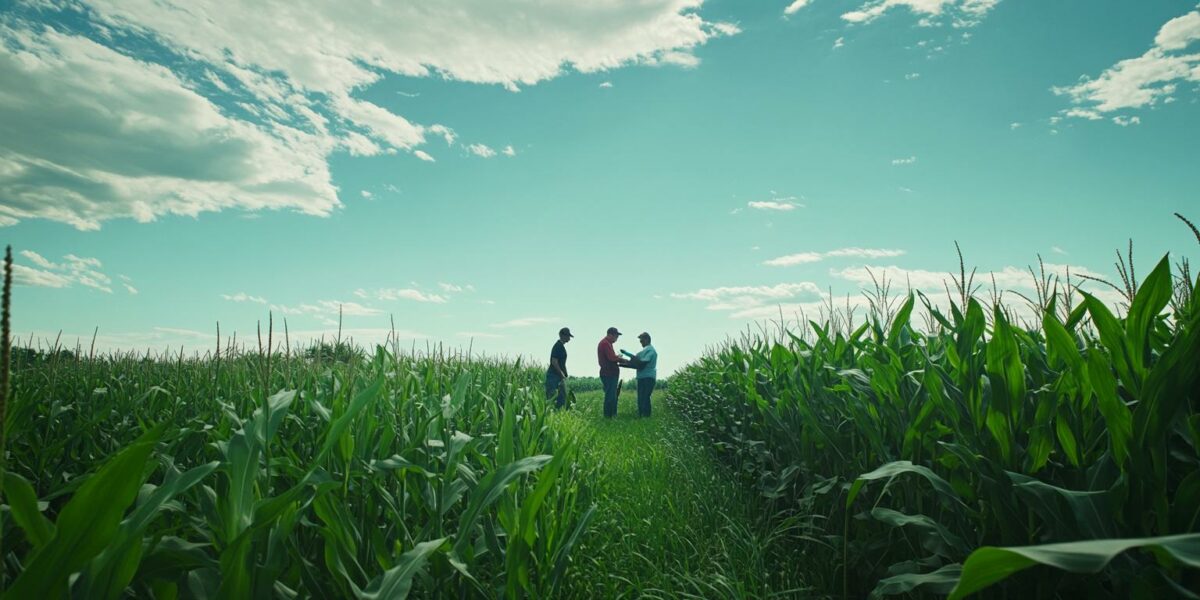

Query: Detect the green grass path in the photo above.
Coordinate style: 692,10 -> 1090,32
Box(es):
552,389 -> 808,599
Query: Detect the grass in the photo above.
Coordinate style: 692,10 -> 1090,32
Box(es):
553,389 -> 810,599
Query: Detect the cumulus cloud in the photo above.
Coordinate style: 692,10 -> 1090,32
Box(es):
14,250 -> 122,292
467,143 -> 497,158
491,317 -> 560,328
671,282 -> 822,314
747,196 -> 803,211
1055,8 -> 1200,119
0,26 -> 340,230
842,0 -> 1000,28
356,288 -> 448,303
765,247 -> 905,266
1,1 -> 739,228
784,0 -> 813,15
599,81 -> 614,88
221,292 -> 268,304
501,145 -> 516,156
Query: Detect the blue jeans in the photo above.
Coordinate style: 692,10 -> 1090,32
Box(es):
601,375 -> 619,417
545,372 -> 566,409
636,377 -> 655,417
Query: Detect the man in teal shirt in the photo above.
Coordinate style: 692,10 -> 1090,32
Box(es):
620,332 -> 658,417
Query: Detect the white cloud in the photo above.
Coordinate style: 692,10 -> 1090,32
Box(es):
221,292 -> 268,304
905,72 -> 921,80
1055,8 -> 1200,118
13,251 -> 117,292
1,1 -> 739,228
1010,122 -> 1021,130
501,145 -> 516,157
765,247 -> 906,266
361,190 -> 373,199
763,252 -> 824,266
599,81 -> 614,88
1113,115 -> 1141,127
748,199 -> 801,211
438,282 -> 475,293
833,36 -> 845,49
842,0 -> 1000,28
466,143 -> 497,158
672,282 -> 823,314
830,262 -> 1108,292
270,300 -> 383,318
1051,246 -> 1067,255
491,316 -> 560,328
891,155 -> 917,165
784,0 -> 813,15
360,288 -> 449,303
457,331 -> 504,339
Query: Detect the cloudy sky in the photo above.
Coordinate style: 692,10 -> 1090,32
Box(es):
3,0 -> 1198,374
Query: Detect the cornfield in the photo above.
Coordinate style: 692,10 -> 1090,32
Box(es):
667,244 -> 1200,597
0,341 -> 594,598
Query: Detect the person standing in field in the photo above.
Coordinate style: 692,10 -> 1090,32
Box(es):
597,327 -> 624,418
620,332 -> 658,417
546,327 -> 573,409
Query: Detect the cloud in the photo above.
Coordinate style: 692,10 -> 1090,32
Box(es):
14,251 -> 119,292
270,300 -> 383,319
457,331 -> 504,339
671,282 -> 823,313
1010,122 -> 1021,130
833,36 -> 845,49
221,292 -> 268,304
764,247 -> 906,266
1054,8 -> 1200,119
466,143 -> 497,158
842,0 -> 1000,28
1113,115 -> 1141,127
438,282 -> 475,293
904,72 -> 920,80
748,201 -> 799,211
360,190 -> 374,199
0,26 -> 340,231
599,81 -> 613,88
891,155 -> 917,165
830,262 -> 1107,292
1,1 -> 738,228
357,288 -> 448,303
1051,246 -> 1067,255
491,317 -> 560,328
784,0 -> 813,15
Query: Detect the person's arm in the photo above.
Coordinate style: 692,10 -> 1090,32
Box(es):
602,343 -> 621,364
550,357 -> 567,378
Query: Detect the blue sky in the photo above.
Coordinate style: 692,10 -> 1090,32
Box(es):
2,0 -> 1198,374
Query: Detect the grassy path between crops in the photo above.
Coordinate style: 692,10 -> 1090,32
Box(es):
552,389 -> 809,599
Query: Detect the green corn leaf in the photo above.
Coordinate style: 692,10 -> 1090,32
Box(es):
453,455 -> 553,556
1123,255 -> 1173,377
948,533 -> 1200,600
318,377 -> 383,461
2,471 -> 54,549
4,425 -> 163,599
355,538 -> 447,600
871,563 -> 962,598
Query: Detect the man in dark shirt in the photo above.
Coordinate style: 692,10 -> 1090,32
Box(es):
597,326 -> 623,418
546,327 -> 573,409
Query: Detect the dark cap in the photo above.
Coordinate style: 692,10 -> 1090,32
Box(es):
559,327 -> 574,338
607,327 -> 622,336
637,331 -> 651,340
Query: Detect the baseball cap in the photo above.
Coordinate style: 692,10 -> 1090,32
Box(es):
637,331 -> 650,340
559,327 -> 574,338
606,327 -> 622,336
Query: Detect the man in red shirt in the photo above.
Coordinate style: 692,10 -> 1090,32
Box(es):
597,326 -> 624,418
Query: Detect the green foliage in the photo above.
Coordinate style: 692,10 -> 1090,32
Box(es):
1,346 -> 593,597
667,252 -> 1200,597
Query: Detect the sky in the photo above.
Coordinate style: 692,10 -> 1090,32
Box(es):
2,0 -> 1198,375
